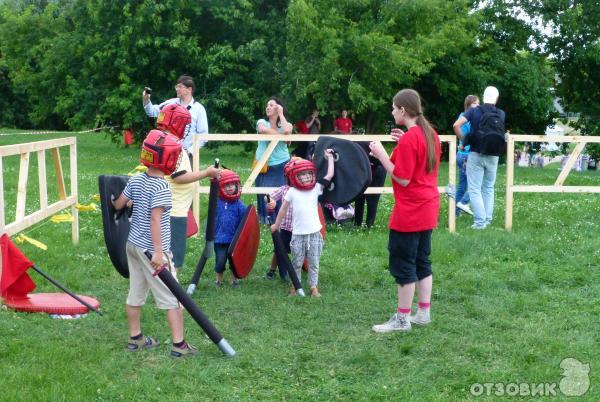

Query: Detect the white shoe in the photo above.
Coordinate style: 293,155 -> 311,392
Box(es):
409,308 -> 431,325
372,313 -> 411,333
456,202 -> 473,215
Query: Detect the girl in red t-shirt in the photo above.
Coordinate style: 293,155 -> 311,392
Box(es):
369,89 -> 441,333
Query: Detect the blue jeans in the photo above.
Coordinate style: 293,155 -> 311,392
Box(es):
466,152 -> 499,227
455,152 -> 470,212
214,243 -> 230,274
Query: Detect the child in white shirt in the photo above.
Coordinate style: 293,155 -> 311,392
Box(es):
271,149 -> 334,296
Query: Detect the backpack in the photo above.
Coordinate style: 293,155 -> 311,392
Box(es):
476,105 -> 506,156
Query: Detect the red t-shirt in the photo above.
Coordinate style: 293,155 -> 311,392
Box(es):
335,117 -> 352,134
389,125 -> 441,232
296,120 -> 309,134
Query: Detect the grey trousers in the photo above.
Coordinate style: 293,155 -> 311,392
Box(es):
290,231 -> 324,288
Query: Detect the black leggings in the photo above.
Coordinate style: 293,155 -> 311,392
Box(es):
354,164 -> 387,227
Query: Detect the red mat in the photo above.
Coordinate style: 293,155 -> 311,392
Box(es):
3,293 -> 101,315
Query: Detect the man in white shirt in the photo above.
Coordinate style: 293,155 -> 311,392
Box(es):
143,75 -> 209,162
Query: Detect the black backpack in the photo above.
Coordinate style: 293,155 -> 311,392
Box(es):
476,105 -> 506,156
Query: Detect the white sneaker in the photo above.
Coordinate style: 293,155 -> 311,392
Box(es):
456,202 -> 473,215
372,313 -> 411,333
409,308 -> 431,325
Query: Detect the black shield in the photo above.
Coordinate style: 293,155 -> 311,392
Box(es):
313,136 -> 372,204
98,175 -> 131,278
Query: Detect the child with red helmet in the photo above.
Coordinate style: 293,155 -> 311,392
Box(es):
214,169 -> 247,287
112,130 -> 197,358
159,104 -> 220,272
270,149 -> 335,297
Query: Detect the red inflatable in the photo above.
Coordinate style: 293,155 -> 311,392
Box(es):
3,293 -> 100,315
228,205 -> 260,279
1,234 -> 101,315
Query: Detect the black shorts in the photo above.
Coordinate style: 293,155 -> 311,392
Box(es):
388,229 -> 433,285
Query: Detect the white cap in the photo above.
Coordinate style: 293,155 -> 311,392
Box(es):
483,86 -> 499,104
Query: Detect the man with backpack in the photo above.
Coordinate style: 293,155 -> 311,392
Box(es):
452,86 -> 506,229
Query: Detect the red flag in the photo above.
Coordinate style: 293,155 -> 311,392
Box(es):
0,234 -> 36,299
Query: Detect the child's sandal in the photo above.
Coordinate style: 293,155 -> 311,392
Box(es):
127,335 -> 159,352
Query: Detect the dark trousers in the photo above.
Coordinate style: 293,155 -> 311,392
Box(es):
214,243 -> 231,274
354,164 -> 387,227
388,229 -> 433,285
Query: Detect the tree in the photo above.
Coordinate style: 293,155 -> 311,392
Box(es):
284,0 -> 474,133
525,0 -> 600,158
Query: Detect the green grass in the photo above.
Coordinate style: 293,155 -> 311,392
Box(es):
0,131 -> 598,401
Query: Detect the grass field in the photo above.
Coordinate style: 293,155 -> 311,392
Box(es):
0,131 -> 598,401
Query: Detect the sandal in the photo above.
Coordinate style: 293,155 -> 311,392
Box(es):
127,335 -> 159,352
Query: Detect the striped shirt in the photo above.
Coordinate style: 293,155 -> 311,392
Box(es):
270,185 -> 292,231
123,173 -> 172,252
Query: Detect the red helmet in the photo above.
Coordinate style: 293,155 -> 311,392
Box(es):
218,169 -> 242,201
284,158 -> 317,190
140,130 -> 182,175
156,104 -> 191,139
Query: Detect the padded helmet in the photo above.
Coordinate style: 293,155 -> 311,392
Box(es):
284,158 -> 316,190
140,130 -> 182,175
156,104 -> 191,139
218,169 -> 242,201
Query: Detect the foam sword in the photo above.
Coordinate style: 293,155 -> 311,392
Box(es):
144,250 -> 235,357
187,159 -> 220,295
266,195 -> 305,297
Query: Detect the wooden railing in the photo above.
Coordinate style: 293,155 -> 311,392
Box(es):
505,135 -> 600,231
0,137 -> 79,243
191,134 -> 458,232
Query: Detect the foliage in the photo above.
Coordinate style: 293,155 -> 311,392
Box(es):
0,0 -> 569,139
528,0 -> 600,159
285,0 -> 475,132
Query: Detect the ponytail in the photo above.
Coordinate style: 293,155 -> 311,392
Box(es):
416,115 -> 438,173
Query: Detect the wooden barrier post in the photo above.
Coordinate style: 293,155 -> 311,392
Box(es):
0,137 -> 79,243
505,134 -> 600,230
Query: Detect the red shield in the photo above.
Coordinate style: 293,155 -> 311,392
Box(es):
228,205 -> 260,279
318,203 -> 326,240
186,209 -> 198,238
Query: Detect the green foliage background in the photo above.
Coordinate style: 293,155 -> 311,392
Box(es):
0,0 -> 595,146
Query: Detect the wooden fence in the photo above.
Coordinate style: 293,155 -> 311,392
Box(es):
191,134 -> 459,232
0,137 -> 79,243
505,134 -> 600,230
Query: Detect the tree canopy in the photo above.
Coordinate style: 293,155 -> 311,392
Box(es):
0,0 -> 580,142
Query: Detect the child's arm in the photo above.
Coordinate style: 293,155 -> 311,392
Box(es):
369,142 -> 410,187
323,148 -> 334,181
270,199 -> 290,232
112,193 -> 131,210
264,186 -> 284,210
149,207 -> 165,269
172,165 -> 220,184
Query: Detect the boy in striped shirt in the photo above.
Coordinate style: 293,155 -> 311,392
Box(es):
113,130 -> 197,358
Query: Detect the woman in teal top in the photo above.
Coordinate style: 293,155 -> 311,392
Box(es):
255,96 -> 292,222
